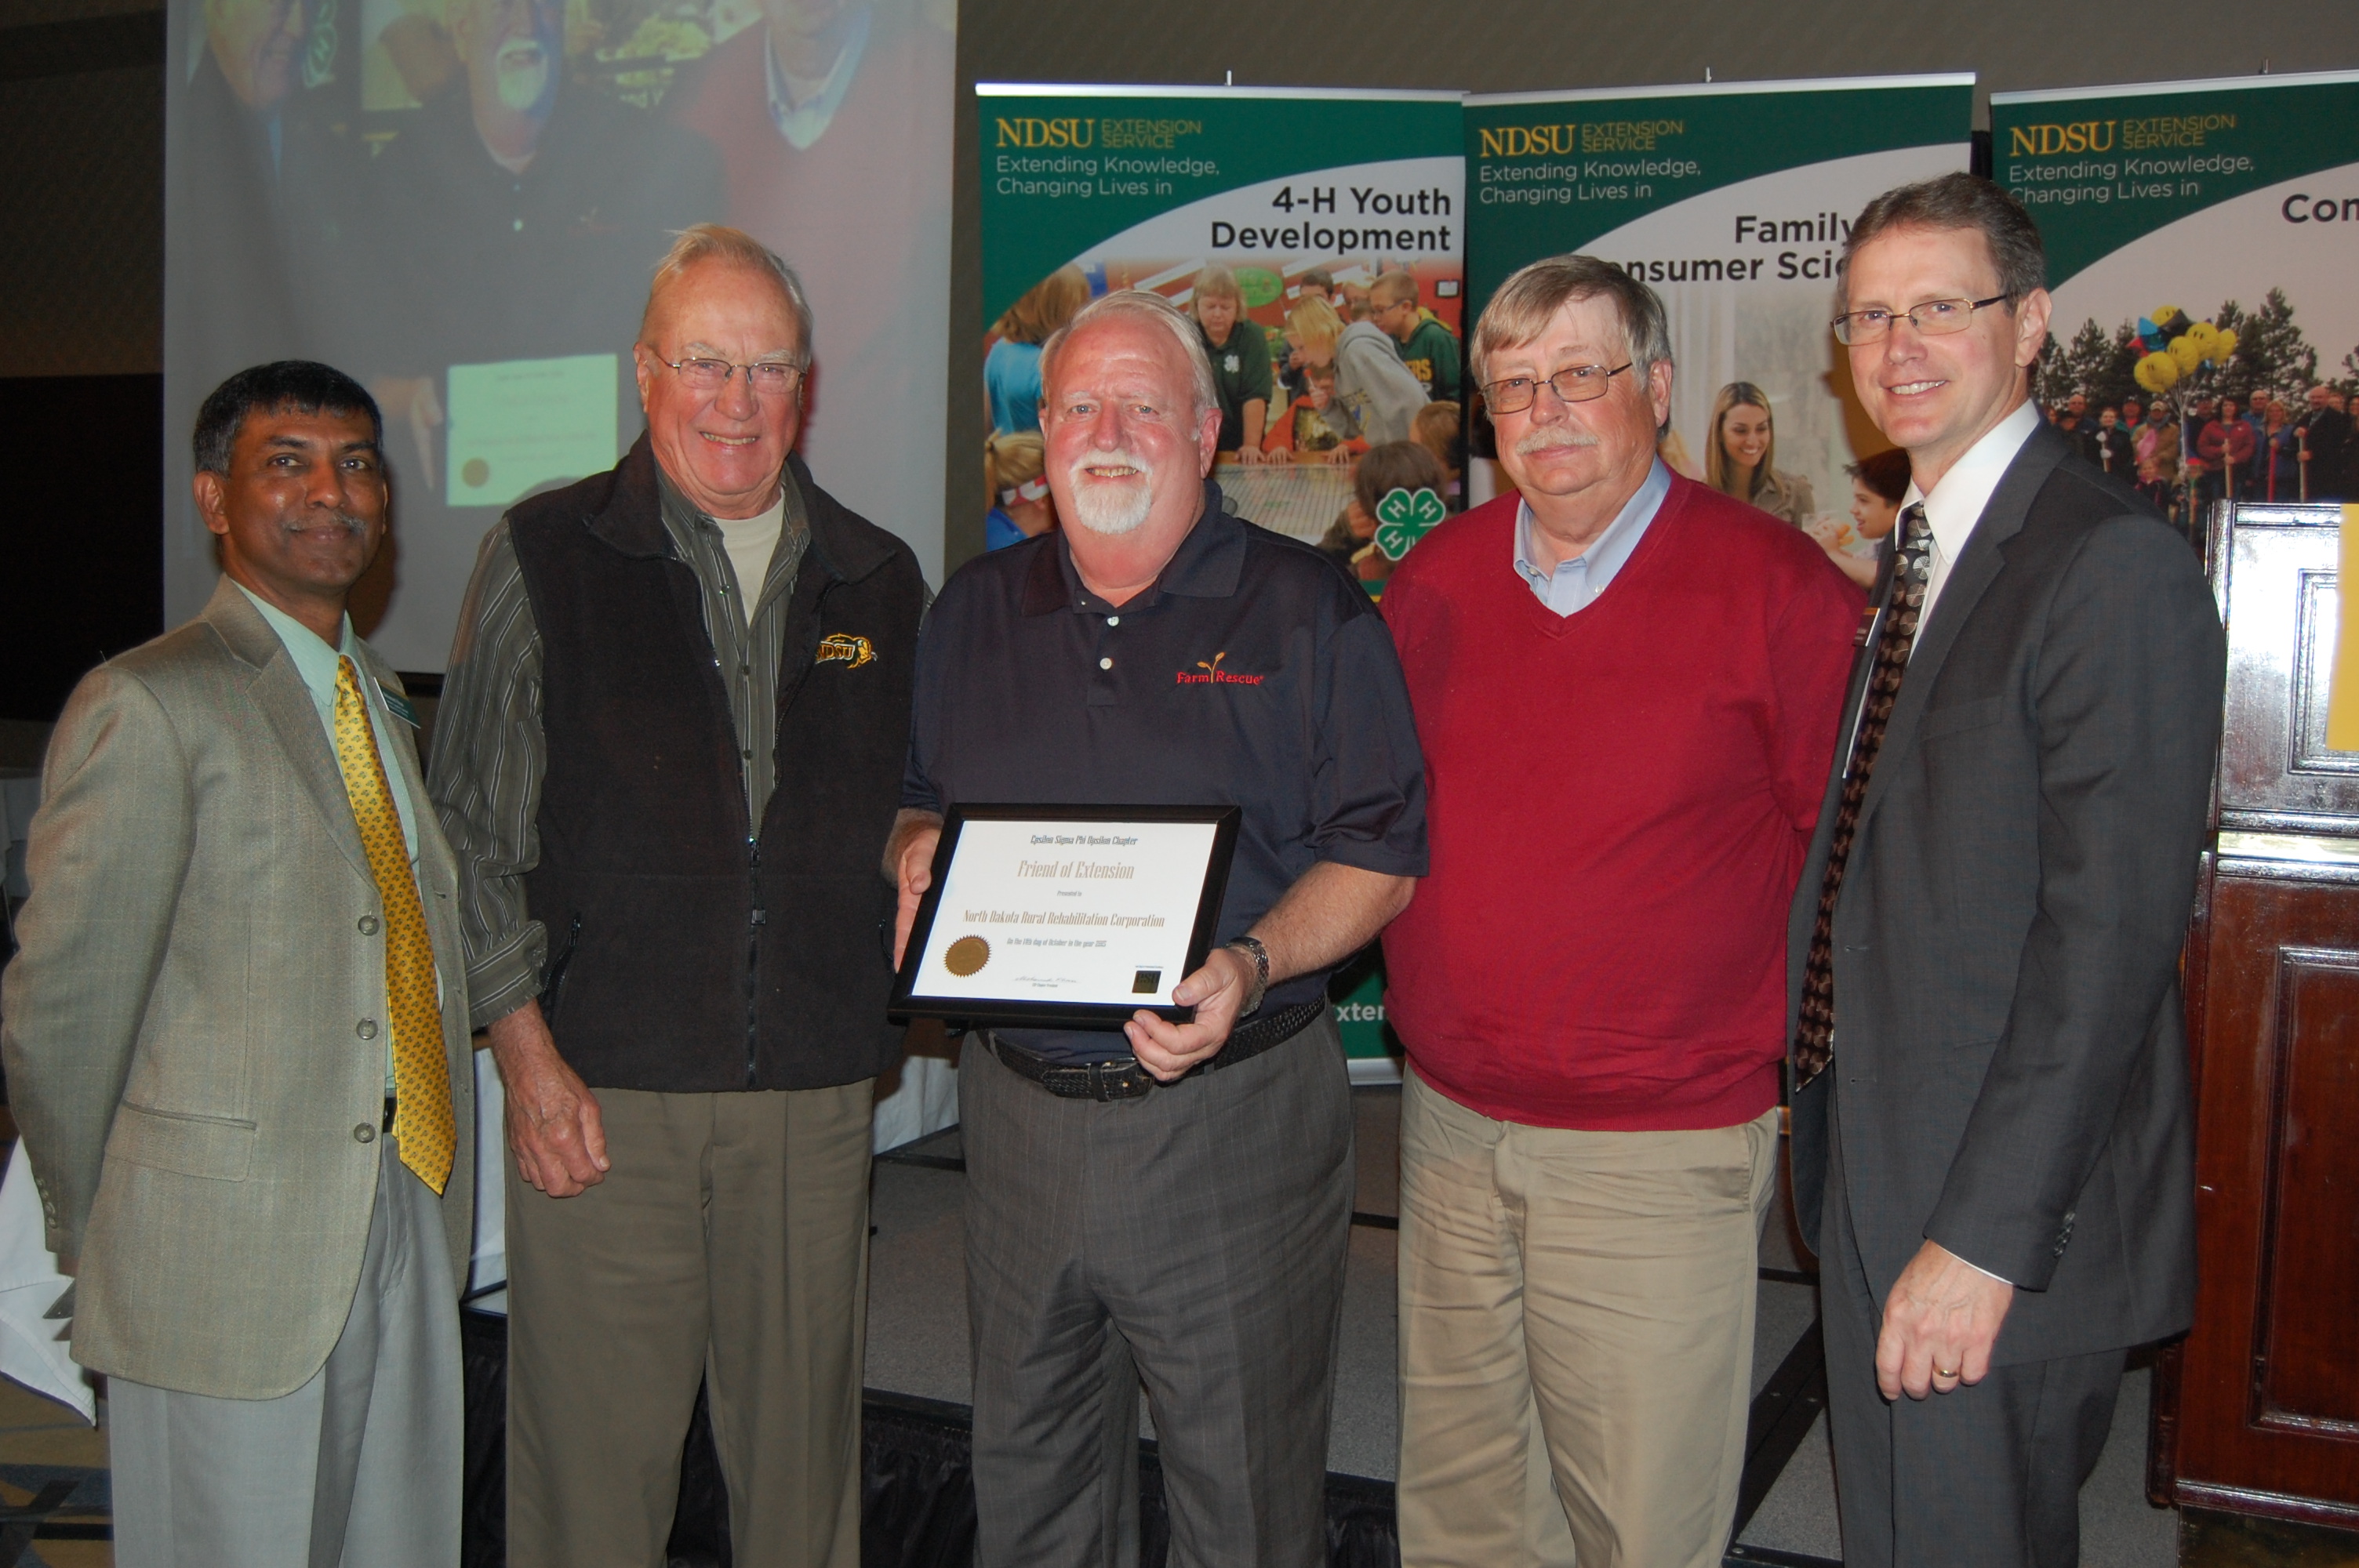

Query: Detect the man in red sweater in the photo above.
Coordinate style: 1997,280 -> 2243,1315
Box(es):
1379,255 -> 1862,1568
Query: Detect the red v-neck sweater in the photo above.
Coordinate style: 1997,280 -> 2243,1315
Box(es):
1379,477 -> 1863,1131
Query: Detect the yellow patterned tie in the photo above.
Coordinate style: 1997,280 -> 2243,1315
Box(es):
333,657 -> 455,1195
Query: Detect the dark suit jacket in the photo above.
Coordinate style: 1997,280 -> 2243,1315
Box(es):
1786,422 -> 2226,1367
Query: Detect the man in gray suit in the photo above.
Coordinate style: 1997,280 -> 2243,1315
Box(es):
1789,174 -> 2226,1566
1,361 -> 474,1567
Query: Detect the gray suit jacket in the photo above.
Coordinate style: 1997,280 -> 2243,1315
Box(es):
0,579 -> 475,1399
1786,423 -> 2225,1366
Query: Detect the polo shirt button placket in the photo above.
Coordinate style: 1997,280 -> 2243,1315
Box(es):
1087,608 -> 1121,706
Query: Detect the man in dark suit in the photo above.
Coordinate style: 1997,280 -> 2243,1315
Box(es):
1789,173 -> 2226,1566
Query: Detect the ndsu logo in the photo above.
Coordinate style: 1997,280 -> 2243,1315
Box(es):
2008,121 -> 2116,155
995,117 -> 1094,149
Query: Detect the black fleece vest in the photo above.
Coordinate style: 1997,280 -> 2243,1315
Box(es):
507,440 -> 923,1091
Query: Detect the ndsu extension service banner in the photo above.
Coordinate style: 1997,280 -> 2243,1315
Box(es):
979,84 -> 1464,1080
1993,72 -> 2359,509
980,85 -> 1463,539
1463,75 -> 1972,530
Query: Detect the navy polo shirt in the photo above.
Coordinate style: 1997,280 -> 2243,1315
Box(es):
904,481 -> 1429,1062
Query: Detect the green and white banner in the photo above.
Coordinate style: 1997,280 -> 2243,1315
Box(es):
979,84 -> 1465,1081
1463,76 -> 1972,537
980,85 -> 1463,546
1993,71 -> 2359,506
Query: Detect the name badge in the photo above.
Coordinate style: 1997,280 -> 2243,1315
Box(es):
377,682 -> 421,728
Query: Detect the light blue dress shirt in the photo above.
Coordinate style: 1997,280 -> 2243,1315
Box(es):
1511,457 -> 1672,617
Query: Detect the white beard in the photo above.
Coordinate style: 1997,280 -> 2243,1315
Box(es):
1063,454 -> 1155,535
493,40 -> 551,113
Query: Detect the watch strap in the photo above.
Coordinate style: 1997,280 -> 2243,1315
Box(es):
1226,935 -> 1270,1016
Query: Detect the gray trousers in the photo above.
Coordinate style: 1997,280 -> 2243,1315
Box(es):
109,1138 -> 463,1568
963,1014 -> 1354,1568
503,1083 -> 874,1568
1823,1086 -> 2125,1568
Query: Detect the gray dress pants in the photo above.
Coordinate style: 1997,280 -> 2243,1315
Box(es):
109,1138 -> 463,1568
1821,1083 -> 2126,1568
963,1014 -> 1354,1568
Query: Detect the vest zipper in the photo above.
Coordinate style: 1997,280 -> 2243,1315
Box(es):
539,913 -> 582,1025
747,833 -> 762,1089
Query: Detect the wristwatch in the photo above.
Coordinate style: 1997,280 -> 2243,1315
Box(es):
1225,935 -> 1270,1016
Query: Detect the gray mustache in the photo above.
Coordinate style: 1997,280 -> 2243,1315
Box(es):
1515,428 -> 1601,456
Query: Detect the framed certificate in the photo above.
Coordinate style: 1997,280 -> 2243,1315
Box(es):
889,804 -> 1241,1030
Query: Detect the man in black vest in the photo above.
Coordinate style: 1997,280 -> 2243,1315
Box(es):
430,223 -> 925,1568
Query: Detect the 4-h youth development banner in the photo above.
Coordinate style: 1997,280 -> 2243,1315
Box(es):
1463,75 -> 1972,540
979,84 -> 1466,1080
1992,71 -> 2359,511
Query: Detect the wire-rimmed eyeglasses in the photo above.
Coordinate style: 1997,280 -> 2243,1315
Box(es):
652,354 -> 804,397
1478,361 -> 1634,415
1830,295 -> 2012,347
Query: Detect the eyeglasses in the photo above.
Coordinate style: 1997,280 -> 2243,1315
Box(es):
1479,362 -> 1632,415
1831,295 -> 2011,346
652,353 -> 804,397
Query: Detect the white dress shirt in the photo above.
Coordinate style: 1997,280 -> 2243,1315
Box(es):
1900,399 -> 2041,627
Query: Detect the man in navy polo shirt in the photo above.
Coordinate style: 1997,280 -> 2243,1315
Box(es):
890,289 -> 1428,1568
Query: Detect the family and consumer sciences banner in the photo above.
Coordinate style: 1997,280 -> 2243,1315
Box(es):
1992,71 -> 2359,506
979,84 -> 1464,1080
1463,75 -> 1972,528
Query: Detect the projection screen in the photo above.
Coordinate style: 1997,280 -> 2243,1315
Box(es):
163,0 -> 953,670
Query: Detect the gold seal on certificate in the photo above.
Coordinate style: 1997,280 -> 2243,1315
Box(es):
889,805 -> 1241,1030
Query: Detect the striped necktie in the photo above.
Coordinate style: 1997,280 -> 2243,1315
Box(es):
332,656 -> 455,1194
1792,504 -> 1932,1091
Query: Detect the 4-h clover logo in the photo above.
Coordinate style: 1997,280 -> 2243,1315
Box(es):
1372,487 -> 1445,561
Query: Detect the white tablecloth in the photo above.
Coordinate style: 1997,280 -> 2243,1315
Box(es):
0,1142 -> 94,1422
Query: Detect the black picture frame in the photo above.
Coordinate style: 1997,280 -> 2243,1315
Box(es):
889,803 -> 1241,1032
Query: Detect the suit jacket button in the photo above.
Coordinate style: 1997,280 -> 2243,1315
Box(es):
354,1124 -> 376,1143
357,1018 -> 379,1040
358,915 -> 380,935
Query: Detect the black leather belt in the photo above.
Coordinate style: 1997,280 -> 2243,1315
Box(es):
987,1000 -> 1325,1101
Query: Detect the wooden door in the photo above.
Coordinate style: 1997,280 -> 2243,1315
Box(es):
2170,853 -> 2359,1527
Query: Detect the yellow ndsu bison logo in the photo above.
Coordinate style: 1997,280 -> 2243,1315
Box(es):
815,633 -> 876,670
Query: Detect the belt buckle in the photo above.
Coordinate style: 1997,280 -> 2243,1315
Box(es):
1089,1060 -> 1147,1102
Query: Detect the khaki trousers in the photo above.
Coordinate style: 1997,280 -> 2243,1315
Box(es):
504,1083 -> 874,1568
1395,1069 -> 1778,1568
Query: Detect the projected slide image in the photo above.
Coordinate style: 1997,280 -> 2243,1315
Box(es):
169,0 -> 953,672
445,354 -> 620,507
